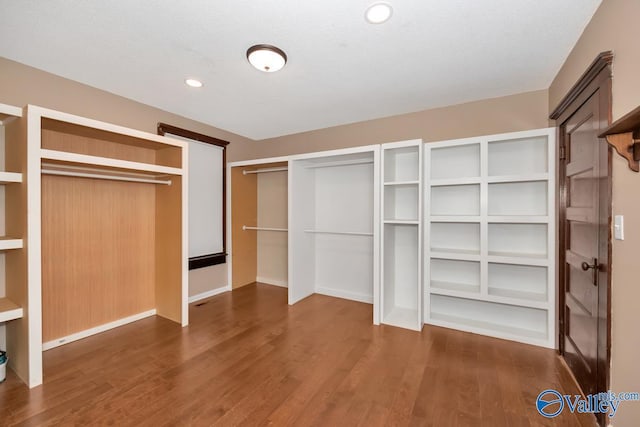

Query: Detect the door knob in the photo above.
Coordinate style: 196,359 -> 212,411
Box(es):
581,261 -> 597,271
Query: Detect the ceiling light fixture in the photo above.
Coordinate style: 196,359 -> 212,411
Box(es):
365,2 -> 393,24
246,44 -> 287,73
185,78 -> 203,88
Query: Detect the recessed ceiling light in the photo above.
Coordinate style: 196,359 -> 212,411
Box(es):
365,2 -> 393,24
247,44 -> 287,73
185,78 -> 203,88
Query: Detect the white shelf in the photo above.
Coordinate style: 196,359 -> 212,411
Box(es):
429,177 -> 481,187
431,184 -> 480,216
429,312 -> 548,342
429,294 -> 549,341
430,280 -> 480,294
384,185 -> 418,222
383,145 -> 420,182
0,171 -> 23,184
304,229 -> 372,236
430,249 -> 481,261
384,220 -> 419,225
488,181 -> 547,216
486,254 -> 549,266
0,297 -> 23,323
488,136 -> 548,177
488,288 -> 547,303
487,173 -> 549,183
430,222 -> 480,254
429,288 -> 547,310
243,226 -> 288,232
40,149 -> 183,176
428,216 -> 481,223
384,180 -> 419,186
0,238 -> 23,250
430,143 -> 480,180
383,307 -> 420,331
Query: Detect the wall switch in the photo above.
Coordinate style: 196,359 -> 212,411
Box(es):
614,215 -> 624,240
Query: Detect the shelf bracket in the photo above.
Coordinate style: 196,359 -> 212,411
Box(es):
599,105 -> 640,172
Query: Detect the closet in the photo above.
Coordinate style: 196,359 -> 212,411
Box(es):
20,105 -> 188,387
229,159 -> 288,289
0,103 -> 27,385
289,146 -> 379,321
424,128 -> 555,348
380,140 -> 423,331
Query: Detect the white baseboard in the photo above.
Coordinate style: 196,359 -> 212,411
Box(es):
256,277 -> 288,288
189,286 -> 231,303
42,309 -> 157,351
315,287 -> 373,304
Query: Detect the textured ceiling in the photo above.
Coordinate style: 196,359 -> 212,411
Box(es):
0,0 -> 601,140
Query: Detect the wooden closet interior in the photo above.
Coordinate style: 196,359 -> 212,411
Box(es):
2,105 -> 189,388
230,161 -> 288,289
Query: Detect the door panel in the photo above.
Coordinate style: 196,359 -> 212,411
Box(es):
562,94 -> 600,397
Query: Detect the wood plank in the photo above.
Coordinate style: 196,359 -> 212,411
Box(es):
41,175 -> 156,342
0,284 -> 597,425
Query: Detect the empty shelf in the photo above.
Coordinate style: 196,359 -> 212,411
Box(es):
384,180 -> 420,186
0,238 -> 23,250
430,280 -> 480,294
384,220 -> 419,225
0,297 -> 23,323
488,288 -> 547,302
430,312 -> 547,341
304,229 -> 372,236
383,307 -> 420,331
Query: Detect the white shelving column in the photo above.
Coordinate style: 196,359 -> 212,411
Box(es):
424,128 -> 555,348
0,104 -> 25,355
380,139 -> 423,331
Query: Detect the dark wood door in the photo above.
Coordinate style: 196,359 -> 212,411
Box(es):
554,53 -> 612,422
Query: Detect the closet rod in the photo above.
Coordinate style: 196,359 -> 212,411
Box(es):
41,169 -> 172,185
304,229 -> 373,236
243,225 -> 288,232
243,167 -> 288,175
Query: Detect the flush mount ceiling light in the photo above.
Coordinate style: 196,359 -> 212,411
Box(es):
365,2 -> 393,24
185,78 -> 203,88
246,44 -> 287,73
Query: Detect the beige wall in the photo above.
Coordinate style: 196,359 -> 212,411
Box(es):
244,89 -> 549,159
0,57 -> 258,298
549,1 -> 640,425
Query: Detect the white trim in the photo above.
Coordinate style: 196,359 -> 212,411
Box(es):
0,103 -> 23,119
228,155 -> 291,168
243,167 -> 288,174
256,277 -> 288,288
41,149 -> 183,176
315,286 -> 373,304
42,310 -> 157,351
0,171 -> 23,183
188,286 -> 230,303
29,104 -> 184,148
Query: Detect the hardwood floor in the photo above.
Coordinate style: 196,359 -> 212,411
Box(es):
1,283 -> 595,426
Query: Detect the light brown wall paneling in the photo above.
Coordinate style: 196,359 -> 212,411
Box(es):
231,166 -> 257,288
155,175 -> 183,323
41,175 -> 156,342
548,1 -> 640,425
256,169 -> 288,286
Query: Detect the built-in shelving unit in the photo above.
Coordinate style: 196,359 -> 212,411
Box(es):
424,129 -> 555,348
10,105 -> 189,388
381,140 -> 423,331
0,103 -> 26,373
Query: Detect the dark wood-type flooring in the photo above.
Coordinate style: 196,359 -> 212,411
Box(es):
1,283 -> 595,426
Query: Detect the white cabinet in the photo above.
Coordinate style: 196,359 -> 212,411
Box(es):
424,129 -> 555,348
380,140 -> 422,330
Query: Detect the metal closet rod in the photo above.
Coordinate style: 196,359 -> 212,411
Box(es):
243,166 -> 288,175
242,225 -> 288,232
41,168 -> 172,185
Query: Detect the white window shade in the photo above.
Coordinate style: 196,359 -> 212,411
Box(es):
165,133 -> 224,258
